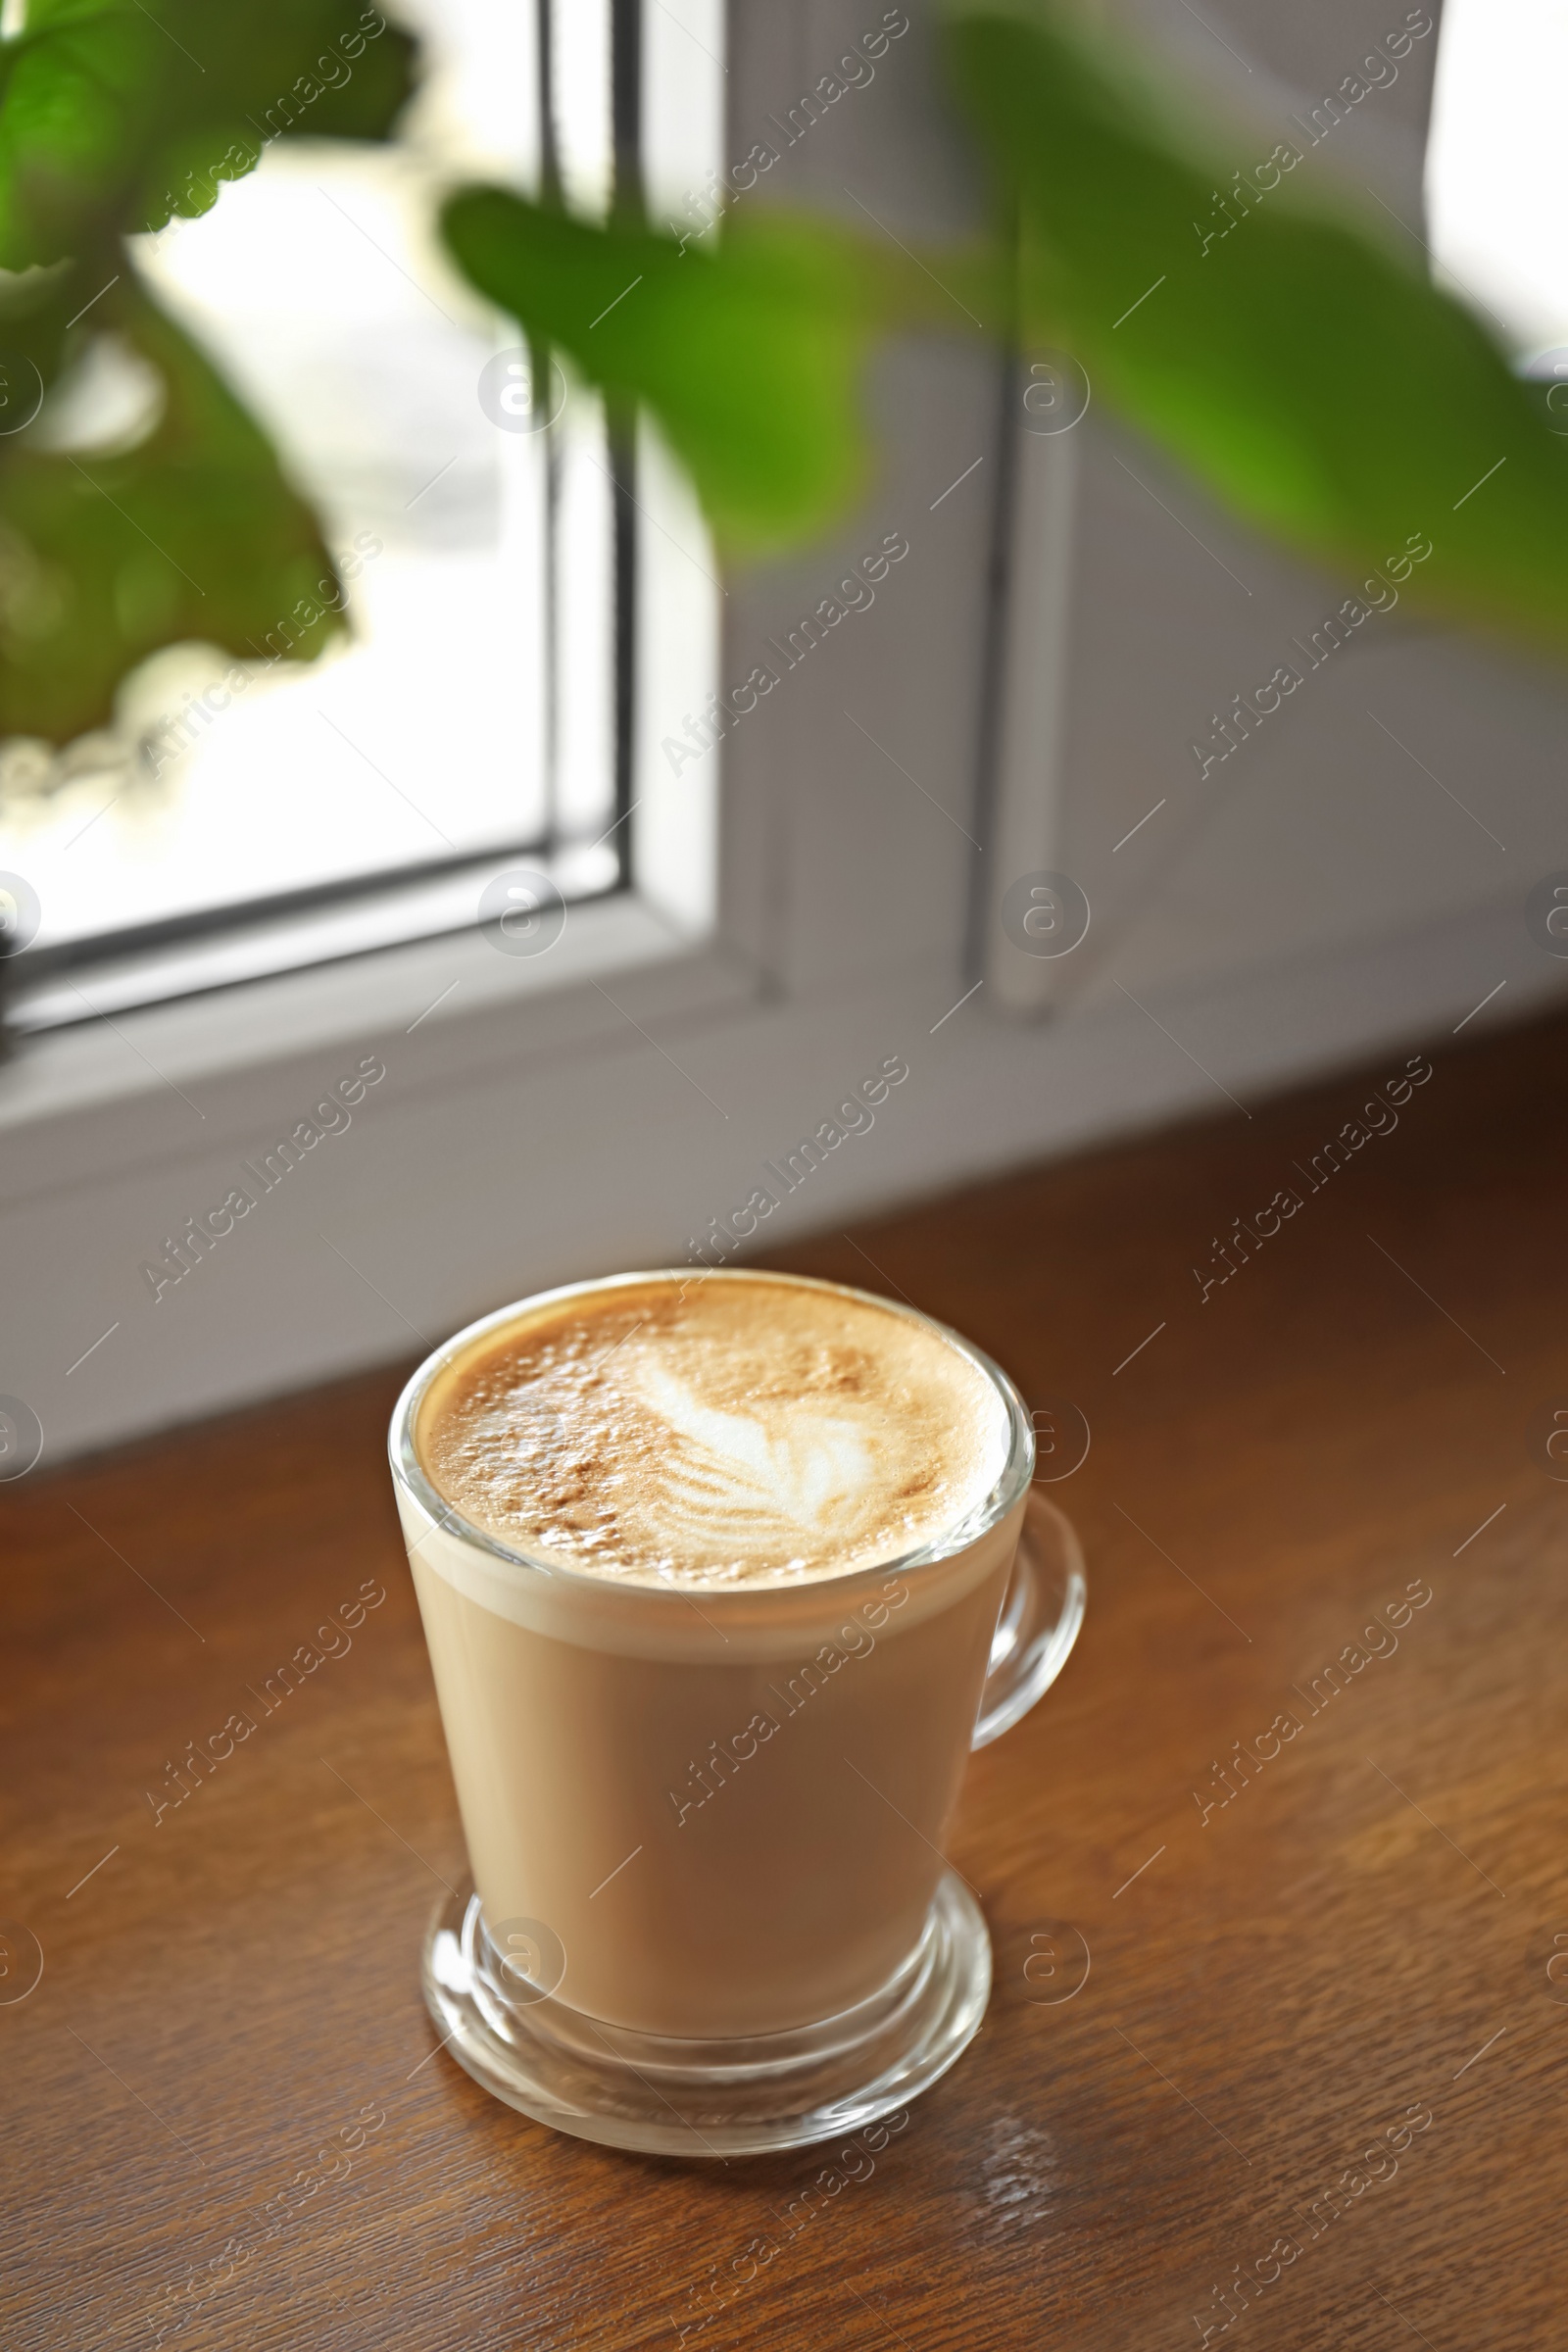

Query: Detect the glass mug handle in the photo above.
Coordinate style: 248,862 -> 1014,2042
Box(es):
972,1491 -> 1087,1749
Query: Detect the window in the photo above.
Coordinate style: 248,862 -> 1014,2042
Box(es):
0,0 -> 721,1033
1426,0 -> 1568,362
19,0 -> 1544,1477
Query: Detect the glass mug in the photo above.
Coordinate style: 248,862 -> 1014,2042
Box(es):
389,1270 -> 1087,2156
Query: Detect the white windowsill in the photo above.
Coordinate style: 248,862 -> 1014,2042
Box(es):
0,889 -> 752,1188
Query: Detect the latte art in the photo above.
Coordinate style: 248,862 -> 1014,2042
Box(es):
636,1360 -> 881,1558
416,1273 -> 1010,1587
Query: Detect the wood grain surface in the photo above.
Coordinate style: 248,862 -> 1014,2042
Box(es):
4,1007 -> 1565,2352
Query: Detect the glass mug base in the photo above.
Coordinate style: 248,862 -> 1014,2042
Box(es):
420,1869 -> 992,2158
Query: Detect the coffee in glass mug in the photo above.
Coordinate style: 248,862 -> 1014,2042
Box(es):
389,1269 -> 1085,2155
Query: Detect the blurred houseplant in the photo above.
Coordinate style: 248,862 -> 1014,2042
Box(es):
0,0 -> 1564,783
0,0 -> 416,756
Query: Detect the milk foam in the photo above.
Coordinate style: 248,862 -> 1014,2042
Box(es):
416,1274 -> 1011,1588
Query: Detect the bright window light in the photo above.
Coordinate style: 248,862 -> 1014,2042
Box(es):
1426,0 -> 1568,358
0,0 -> 613,987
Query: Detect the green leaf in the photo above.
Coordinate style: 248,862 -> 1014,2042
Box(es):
945,0 -> 1568,648
0,0 -> 417,268
442,187 -> 914,552
0,282 -> 345,738
0,2 -> 419,743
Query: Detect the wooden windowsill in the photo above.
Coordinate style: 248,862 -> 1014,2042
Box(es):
4,1007 -> 1559,2348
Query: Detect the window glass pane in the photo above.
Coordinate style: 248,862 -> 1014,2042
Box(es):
1426,0 -> 1568,354
0,0 -> 619,963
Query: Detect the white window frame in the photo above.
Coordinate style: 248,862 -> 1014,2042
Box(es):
6,0 -> 1565,1466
